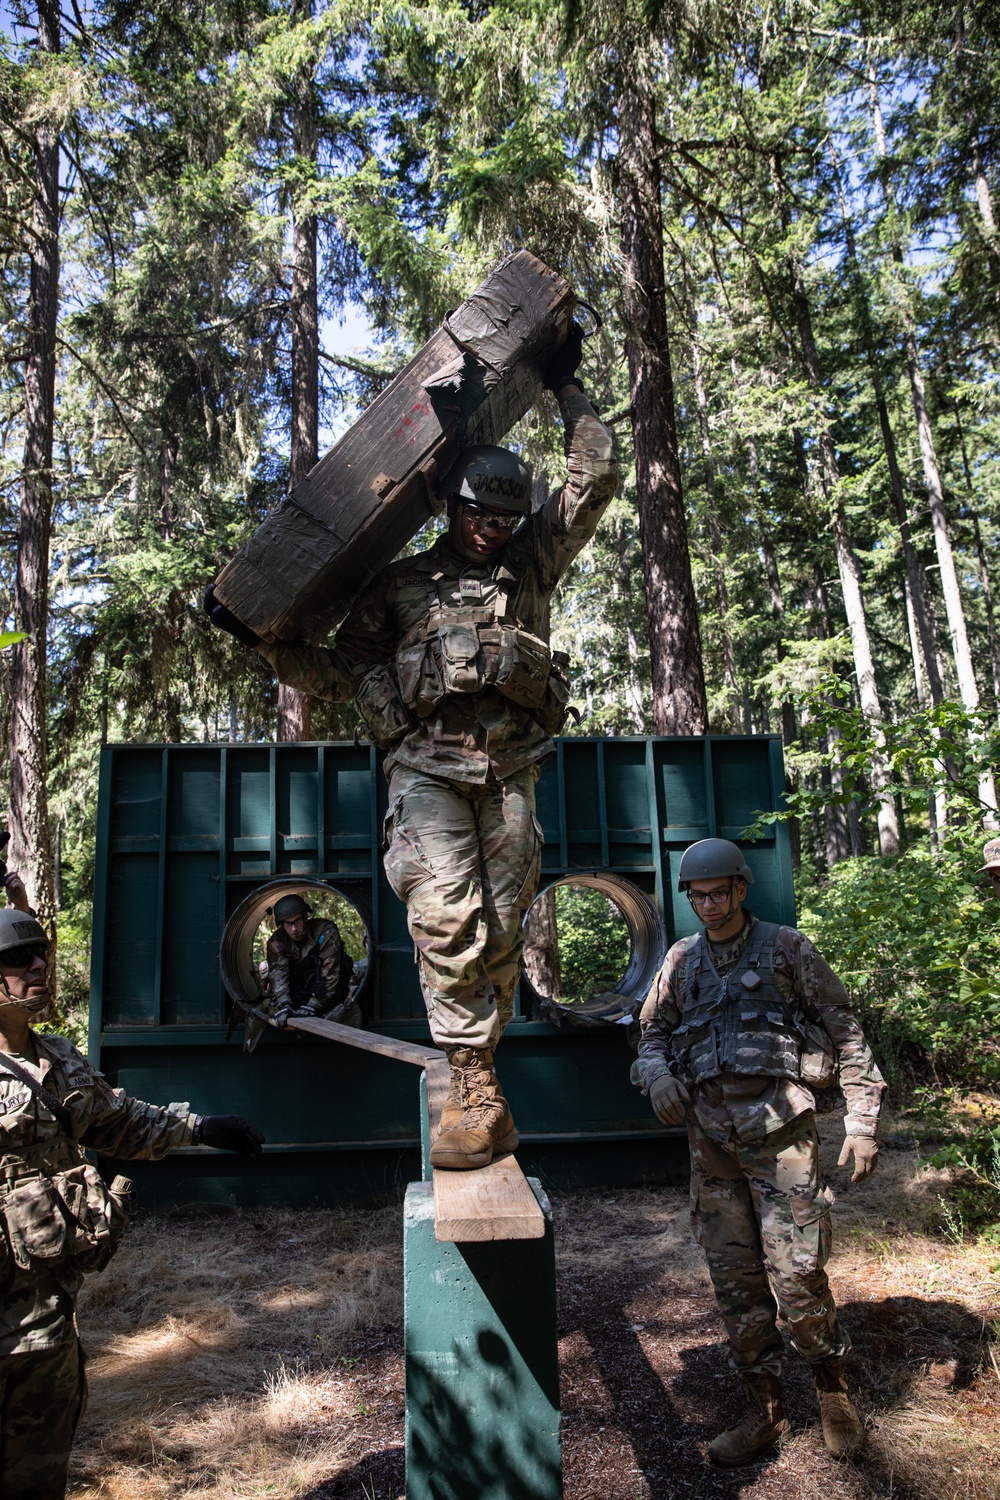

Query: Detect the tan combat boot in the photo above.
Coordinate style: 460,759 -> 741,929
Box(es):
813,1360 -> 864,1458
429,1046 -> 519,1170
708,1371 -> 792,1467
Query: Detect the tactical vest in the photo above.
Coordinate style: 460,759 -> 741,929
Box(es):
670,921 -> 836,1089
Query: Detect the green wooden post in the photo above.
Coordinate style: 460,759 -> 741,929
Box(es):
404,1179 -> 562,1500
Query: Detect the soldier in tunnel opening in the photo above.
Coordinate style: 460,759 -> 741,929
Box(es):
207,327 -> 617,1169
262,892 -> 359,1030
632,837 -> 885,1466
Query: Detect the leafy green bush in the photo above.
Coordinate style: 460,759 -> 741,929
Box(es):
798,845 -> 1000,1090
552,884 -> 631,1003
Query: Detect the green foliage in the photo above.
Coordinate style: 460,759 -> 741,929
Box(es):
551,884 -> 631,1004
798,845 -> 1000,1089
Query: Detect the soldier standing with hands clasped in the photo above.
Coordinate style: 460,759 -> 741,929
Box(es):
633,839 -> 885,1466
0,902 -> 265,1499
207,326 -> 617,1170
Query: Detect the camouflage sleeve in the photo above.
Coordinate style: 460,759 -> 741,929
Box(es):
265,933 -> 291,1010
317,923 -> 346,1000
79,1073 -> 196,1159
256,572 -> 396,702
533,391 -> 618,590
632,942 -> 687,1092
784,929 -> 886,1138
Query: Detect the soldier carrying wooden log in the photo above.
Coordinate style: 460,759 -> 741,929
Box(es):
207,325 -> 617,1169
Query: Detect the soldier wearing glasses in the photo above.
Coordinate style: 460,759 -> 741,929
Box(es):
210,327 -> 617,1170
633,839 -> 885,1467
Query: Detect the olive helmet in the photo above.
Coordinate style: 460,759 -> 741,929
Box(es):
273,893 -> 310,924
677,838 -> 754,891
0,908 -> 50,1010
0,908 -> 49,958
439,444 -> 532,516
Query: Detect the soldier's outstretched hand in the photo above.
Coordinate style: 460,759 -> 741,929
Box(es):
196,1114 -> 266,1159
837,1134 -> 878,1184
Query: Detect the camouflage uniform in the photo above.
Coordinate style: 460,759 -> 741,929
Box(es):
259,392 -> 617,1048
0,1030 -> 197,1498
635,914 -> 885,1376
264,916 -> 358,1024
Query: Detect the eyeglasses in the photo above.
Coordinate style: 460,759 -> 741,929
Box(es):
1,944 -> 48,969
460,501 -> 520,534
686,886 -> 733,908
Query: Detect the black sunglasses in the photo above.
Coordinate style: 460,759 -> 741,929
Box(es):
1,944 -> 48,969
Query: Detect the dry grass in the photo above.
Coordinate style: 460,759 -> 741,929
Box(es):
69,1205 -> 403,1499
67,1116 -> 1000,1500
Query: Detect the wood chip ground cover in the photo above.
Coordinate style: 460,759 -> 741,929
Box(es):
67,1115 -> 1000,1499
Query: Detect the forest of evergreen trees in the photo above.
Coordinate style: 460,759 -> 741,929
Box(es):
3,0 -> 1000,1128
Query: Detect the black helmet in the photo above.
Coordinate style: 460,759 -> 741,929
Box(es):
0,908 -> 49,958
677,838 -> 754,891
439,444 -> 532,515
273,894 -> 309,924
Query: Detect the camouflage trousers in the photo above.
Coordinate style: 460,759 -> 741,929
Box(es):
689,1110 -> 848,1376
383,763 -> 542,1049
0,1333 -> 87,1498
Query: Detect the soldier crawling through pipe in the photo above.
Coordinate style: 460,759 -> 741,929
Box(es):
208,325 -> 617,1169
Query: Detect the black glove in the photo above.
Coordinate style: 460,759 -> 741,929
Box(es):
204,587 -> 261,649
272,1003 -> 294,1029
195,1114 -> 266,1159
538,320 -> 585,394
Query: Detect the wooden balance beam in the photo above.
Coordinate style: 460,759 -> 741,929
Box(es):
287,1013 -> 546,1242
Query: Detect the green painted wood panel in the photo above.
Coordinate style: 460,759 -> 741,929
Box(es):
91,735 -> 794,1205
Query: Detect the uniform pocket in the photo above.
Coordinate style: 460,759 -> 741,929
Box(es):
3,1176 -> 69,1268
512,814 -> 544,911
789,1185 -> 834,1275
383,797 -> 435,902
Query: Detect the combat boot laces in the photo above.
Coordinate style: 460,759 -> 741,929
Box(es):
708,1371 -> 792,1467
429,1046 -> 519,1170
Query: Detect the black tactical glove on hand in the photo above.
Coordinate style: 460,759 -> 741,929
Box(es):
539,319 -> 585,394
204,587 -> 261,649
272,1003 -> 295,1029
195,1114 -> 266,1159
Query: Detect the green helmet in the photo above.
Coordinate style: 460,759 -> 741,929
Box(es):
273,894 -> 309,924
0,908 -> 49,957
677,838 -> 754,891
0,908 -> 50,1010
439,444 -> 532,515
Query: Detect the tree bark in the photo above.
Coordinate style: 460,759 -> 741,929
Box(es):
689,309 -> 738,722
618,82 -> 707,735
278,0 -> 317,744
10,0 -> 59,944
522,887 -> 561,1001
788,248 -> 900,855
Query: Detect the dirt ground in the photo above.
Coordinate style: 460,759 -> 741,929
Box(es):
68,1113 -> 1000,1500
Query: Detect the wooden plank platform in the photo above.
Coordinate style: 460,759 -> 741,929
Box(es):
432,1157 -> 546,1243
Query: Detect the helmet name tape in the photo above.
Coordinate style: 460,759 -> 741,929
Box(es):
471,473 -> 528,503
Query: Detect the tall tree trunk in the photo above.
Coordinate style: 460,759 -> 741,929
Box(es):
616,520 -> 645,729
869,69 -> 980,714
829,137 -> 943,705
787,243 -> 900,855
10,0 -> 59,944
619,80 -> 707,735
950,399 -> 1000,705
278,0 -> 317,744
522,889 -> 561,1001
689,308 -> 739,722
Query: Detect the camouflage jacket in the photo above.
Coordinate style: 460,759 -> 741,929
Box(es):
634,914 -> 885,1145
0,1031 -> 196,1357
264,918 -> 347,1012
259,391 -> 617,783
